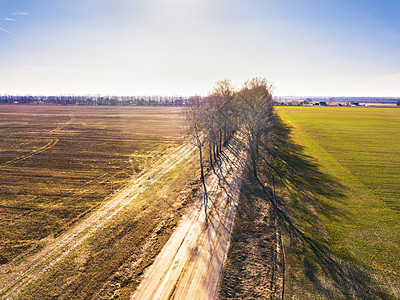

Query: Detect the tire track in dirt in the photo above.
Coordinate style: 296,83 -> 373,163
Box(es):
0,138 -> 59,168
131,136 -> 247,300
0,142 -> 195,299
0,114 -> 75,169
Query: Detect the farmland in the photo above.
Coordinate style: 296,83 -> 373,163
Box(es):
2,103 -> 399,299
0,105 -> 205,298
0,105 -> 184,263
277,106 -> 400,298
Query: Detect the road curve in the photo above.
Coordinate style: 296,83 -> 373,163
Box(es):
131,136 -> 247,300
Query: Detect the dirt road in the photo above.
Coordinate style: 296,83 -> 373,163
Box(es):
0,141 -> 195,299
131,136 -> 247,300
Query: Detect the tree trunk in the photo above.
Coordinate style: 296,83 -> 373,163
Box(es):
198,143 -> 208,215
209,140 -> 213,167
213,140 -> 218,162
219,130 -> 223,155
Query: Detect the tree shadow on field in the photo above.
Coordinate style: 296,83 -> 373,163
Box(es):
255,115 -> 394,299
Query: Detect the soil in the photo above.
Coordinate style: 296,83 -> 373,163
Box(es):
0,141 -> 195,299
131,136 -> 247,299
218,171 -> 284,299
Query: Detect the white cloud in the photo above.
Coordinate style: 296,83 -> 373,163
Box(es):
0,27 -> 11,34
12,12 -> 30,16
5,18 -> 16,21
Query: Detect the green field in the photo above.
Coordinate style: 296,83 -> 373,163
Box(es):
277,106 -> 400,298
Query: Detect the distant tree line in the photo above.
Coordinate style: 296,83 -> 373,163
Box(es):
276,96 -> 400,104
0,95 -> 188,106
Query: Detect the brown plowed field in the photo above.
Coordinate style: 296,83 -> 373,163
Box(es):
0,105 -> 191,298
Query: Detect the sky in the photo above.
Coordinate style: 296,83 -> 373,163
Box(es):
0,0 -> 399,97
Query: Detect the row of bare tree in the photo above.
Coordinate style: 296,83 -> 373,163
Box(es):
184,78 -> 354,299
184,77 -> 274,213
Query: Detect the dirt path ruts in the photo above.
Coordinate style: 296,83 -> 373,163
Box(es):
0,142 -> 195,300
0,138 -> 59,168
0,114 -> 75,169
131,136 -> 247,300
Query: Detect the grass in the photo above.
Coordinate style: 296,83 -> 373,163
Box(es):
277,106 -> 400,298
0,105 -> 184,264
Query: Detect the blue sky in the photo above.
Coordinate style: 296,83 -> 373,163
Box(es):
0,0 -> 399,96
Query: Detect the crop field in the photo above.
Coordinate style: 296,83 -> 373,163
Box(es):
0,105 -> 185,264
277,106 -> 400,298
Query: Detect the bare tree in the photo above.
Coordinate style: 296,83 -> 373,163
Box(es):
184,96 -> 210,214
206,80 -> 238,164
236,77 -> 274,179
184,78 -> 274,215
